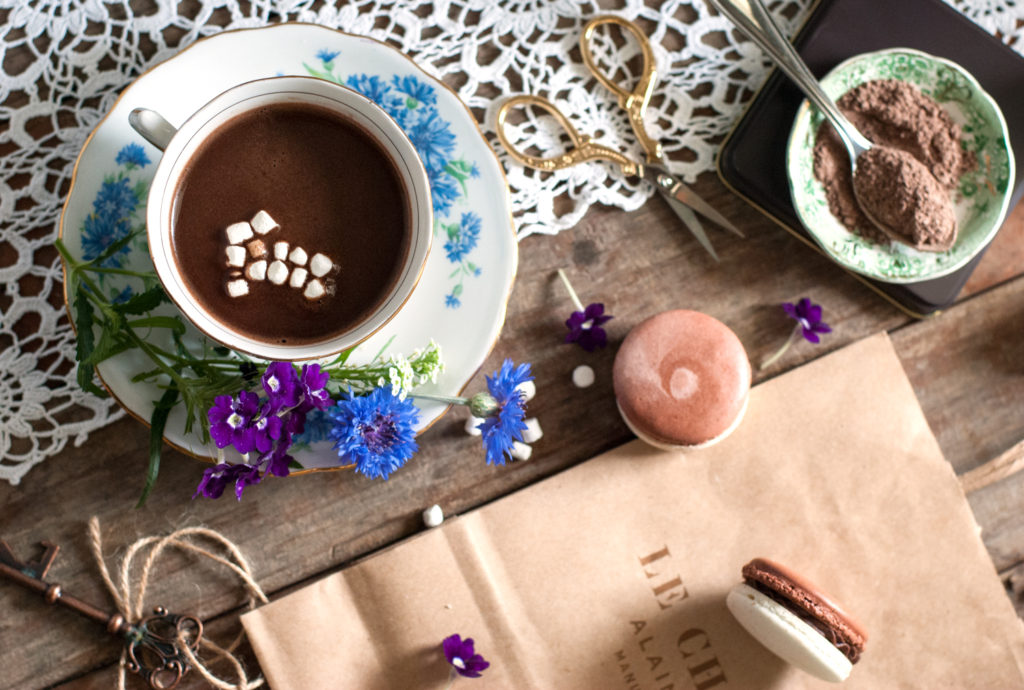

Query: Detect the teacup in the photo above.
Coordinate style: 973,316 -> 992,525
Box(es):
130,76 -> 432,361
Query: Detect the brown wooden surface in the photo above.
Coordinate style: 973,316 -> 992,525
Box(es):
1,167 -> 1022,688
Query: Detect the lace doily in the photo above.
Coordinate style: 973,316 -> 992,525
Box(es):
2,0 -> 1022,484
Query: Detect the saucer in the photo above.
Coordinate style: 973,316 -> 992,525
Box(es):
59,23 -> 518,470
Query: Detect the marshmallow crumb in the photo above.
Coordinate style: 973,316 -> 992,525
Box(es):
464,416 -> 483,436
247,239 -> 267,258
226,279 -> 249,298
226,222 -> 254,245
304,279 -> 325,300
225,245 -> 246,267
517,380 -> 536,401
251,210 -> 279,235
289,246 -> 308,266
522,417 -> 543,444
310,253 -> 333,277
572,365 -> 595,388
289,267 -> 308,289
274,241 -> 289,261
511,441 -> 533,461
422,504 -> 444,528
246,260 -> 267,281
267,260 -> 289,285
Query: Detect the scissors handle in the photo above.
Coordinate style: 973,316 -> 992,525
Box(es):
580,15 -> 662,162
495,94 -> 642,176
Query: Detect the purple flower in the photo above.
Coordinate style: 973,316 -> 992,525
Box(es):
442,634 -> 490,679
251,406 -> 283,454
208,391 -> 262,454
263,361 -> 301,410
473,360 -> 531,465
783,297 -> 832,344
565,302 -> 613,351
328,386 -> 420,480
299,363 -> 332,412
193,462 -> 262,500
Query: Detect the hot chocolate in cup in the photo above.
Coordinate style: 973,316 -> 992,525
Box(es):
130,76 -> 433,361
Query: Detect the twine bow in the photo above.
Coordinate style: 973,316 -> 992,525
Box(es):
88,516 -> 268,690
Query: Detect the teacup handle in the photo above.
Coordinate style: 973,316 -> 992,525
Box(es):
128,108 -> 177,151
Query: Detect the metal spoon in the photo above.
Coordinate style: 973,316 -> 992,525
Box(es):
708,0 -> 956,248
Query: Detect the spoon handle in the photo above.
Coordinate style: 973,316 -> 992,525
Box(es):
709,0 -> 872,155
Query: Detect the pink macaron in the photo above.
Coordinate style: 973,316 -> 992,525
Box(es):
612,309 -> 751,450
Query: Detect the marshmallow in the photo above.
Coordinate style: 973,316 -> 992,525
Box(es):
226,222 -> 254,245
422,504 -> 444,528
247,239 -> 267,258
225,245 -> 246,267
303,279 -> 325,300
310,252 -> 333,277
511,441 -> 532,461
517,380 -> 536,402
267,260 -> 289,285
572,364 -> 595,388
226,279 -> 249,298
246,260 -> 267,281
274,241 -> 289,261
251,210 -> 279,235
289,246 -> 308,266
289,267 -> 308,289
464,416 -> 483,436
522,417 -> 543,444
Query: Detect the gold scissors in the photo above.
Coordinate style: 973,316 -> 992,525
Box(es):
496,15 -> 744,261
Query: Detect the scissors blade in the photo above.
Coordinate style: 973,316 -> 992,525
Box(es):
658,190 -> 720,262
644,167 -> 745,238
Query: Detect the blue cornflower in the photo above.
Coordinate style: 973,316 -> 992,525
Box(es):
469,162 -> 480,178
292,408 -> 334,445
263,361 -> 302,410
316,48 -> 340,63
115,142 -> 150,169
92,176 -> 137,218
405,107 -> 457,173
430,167 -> 461,217
346,74 -> 404,115
445,293 -> 461,308
81,212 -> 131,267
391,74 -> 436,107
444,212 -> 481,263
473,360 -> 532,465
193,462 -> 262,500
111,285 -> 134,304
208,390 -> 263,454
328,386 -> 420,479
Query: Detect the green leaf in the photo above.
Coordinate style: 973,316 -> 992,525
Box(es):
113,285 -> 169,316
73,286 -> 107,397
137,387 -> 179,508
127,316 -> 186,334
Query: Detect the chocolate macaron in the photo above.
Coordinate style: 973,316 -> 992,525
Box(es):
612,310 -> 750,450
727,558 -> 867,683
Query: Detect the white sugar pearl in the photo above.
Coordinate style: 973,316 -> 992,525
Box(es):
251,210 -> 279,235
516,380 -> 536,401
289,266 -> 308,289
246,260 -> 267,281
247,239 -> 267,258
226,221 -> 253,245
422,504 -> 444,528
274,241 -> 289,261
303,279 -> 325,300
310,253 -> 333,277
289,246 -> 308,266
572,364 -> 595,388
511,441 -> 532,461
225,245 -> 246,267
267,260 -> 289,285
226,279 -> 249,298
464,416 -> 483,436
522,417 -> 543,444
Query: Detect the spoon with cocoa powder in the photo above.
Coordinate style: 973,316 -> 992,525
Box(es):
709,0 -> 957,252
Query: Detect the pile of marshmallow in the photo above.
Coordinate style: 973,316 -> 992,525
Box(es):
223,210 -> 336,301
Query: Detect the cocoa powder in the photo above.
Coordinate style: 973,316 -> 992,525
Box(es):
812,79 -> 975,248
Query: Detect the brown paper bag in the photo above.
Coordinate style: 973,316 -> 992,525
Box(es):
243,333 -> 1024,688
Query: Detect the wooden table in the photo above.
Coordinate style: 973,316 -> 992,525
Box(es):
3,134 -> 1024,689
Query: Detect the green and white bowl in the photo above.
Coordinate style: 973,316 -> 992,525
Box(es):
786,48 -> 1014,284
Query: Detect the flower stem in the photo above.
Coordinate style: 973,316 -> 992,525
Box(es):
557,269 -> 585,313
760,325 -> 801,370
410,392 -> 469,406
443,667 -> 458,690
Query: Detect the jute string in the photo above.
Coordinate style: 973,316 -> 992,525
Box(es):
87,517 -> 268,690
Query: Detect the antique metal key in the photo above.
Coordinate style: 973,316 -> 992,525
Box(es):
0,539 -> 203,689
